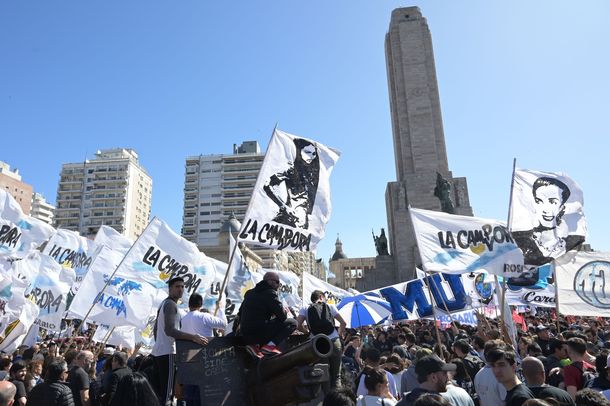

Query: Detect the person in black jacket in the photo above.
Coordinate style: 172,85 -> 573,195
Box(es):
521,356 -> 575,406
238,271 -> 297,355
28,360 -> 75,406
103,352 -> 132,406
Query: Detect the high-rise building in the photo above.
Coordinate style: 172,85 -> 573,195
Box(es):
31,192 -> 55,225
383,7 -> 472,282
54,148 -> 152,240
182,141 -> 314,274
182,141 -> 264,248
0,161 -> 33,214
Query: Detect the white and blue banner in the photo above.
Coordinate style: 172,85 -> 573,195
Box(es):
239,129 -> 340,252
69,246 -> 157,329
555,251 -> 610,316
364,273 -> 471,322
93,324 -> 137,350
112,217 -> 215,303
42,228 -> 99,288
29,256 -> 75,332
0,189 -> 55,259
409,207 -> 524,277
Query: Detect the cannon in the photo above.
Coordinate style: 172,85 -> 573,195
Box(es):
176,334 -> 333,406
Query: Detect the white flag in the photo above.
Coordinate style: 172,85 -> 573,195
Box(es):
302,271 -> 350,306
555,251 -> 610,316
510,169 -> 586,266
94,225 -> 133,256
93,324 -> 136,349
255,269 -> 302,309
29,256 -> 75,332
409,207 -> 524,276
239,129 -> 340,252
69,246 -> 156,329
0,189 -> 55,259
0,299 -> 39,353
42,229 -> 99,287
112,218 -> 215,303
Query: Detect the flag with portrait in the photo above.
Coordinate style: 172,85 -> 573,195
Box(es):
238,128 -> 340,252
510,169 -> 586,267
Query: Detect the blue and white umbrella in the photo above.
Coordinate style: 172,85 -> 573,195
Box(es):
337,294 -> 393,328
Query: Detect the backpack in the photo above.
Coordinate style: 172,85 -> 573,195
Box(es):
574,362 -> 598,389
463,354 -> 485,378
307,302 -> 335,335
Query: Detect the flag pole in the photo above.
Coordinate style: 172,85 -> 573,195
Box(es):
499,158 -> 518,345
214,234 -> 239,317
552,260 -> 561,334
429,272 -> 460,332
215,123 -> 278,316
424,272 -> 446,361
72,217 -> 157,335
408,205 -> 445,360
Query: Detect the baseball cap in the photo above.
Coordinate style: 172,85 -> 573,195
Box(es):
536,325 -> 549,332
103,347 -> 115,356
416,355 -> 456,378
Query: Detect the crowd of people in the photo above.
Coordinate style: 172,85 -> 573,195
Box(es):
2,271 -> 610,406
317,311 -> 610,406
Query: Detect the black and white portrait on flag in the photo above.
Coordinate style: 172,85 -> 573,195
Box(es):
239,128 -> 340,252
510,169 -> 587,267
263,138 -> 320,229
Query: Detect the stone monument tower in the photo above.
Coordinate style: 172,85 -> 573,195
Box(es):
385,7 -> 473,282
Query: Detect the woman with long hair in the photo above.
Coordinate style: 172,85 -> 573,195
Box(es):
356,367 -> 397,406
109,372 -> 160,406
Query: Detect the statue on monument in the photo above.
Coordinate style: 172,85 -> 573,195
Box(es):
372,228 -> 389,256
434,172 -> 455,214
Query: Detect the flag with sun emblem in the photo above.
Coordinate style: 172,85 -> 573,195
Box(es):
41,229 -> 99,291
409,208 -> 524,276
112,217 -> 215,304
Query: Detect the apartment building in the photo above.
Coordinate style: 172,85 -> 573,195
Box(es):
54,148 -> 152,240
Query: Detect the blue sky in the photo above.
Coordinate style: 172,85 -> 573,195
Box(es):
1,1 -> 609,266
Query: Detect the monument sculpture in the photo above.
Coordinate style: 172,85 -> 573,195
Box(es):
372,228 -> 389,256
433,172 -> 455,214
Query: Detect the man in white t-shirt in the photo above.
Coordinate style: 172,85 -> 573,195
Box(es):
474,340 -> 507,406
181,292 -> 228,337
181,292 -> 227,406
297,290 -> 347,389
